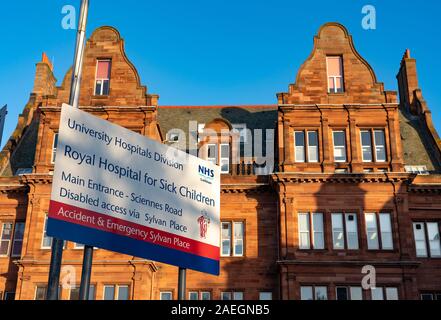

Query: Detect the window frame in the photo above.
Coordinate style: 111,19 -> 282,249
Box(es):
300,285 -> 328,301
294,130 -> 320,163
103,284 -> 130,300
332,131 -> 347,163
326,56 -> 345,94
11,222 -> 25,258
160,291 -> 173,301
413,222 -> 441,258
221,221 -> 245,258
94,59 -> 112,96
0,222 -> 13,257
365,212 -> 394,251
298,212 -> 325,250
331,213 -> 360,251
335,286 -> 363,301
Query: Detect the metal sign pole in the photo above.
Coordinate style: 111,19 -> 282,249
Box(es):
46,0 -> 90,301
178,268 -> 187,300
79,246 -> 94,300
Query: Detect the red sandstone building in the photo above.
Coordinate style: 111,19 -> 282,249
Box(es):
0,22 -> 440,301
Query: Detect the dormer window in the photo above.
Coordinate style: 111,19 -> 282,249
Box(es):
326,56 -> 344,93
95,59 -> 111,96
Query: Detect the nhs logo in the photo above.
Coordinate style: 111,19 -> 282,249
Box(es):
199,165 -> 214,184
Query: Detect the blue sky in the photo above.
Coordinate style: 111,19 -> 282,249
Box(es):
1,0 -> 440,145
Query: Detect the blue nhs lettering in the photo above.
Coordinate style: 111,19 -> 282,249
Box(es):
198,165 -> 214,178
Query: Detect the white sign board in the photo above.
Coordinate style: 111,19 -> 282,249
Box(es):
48,104 -> 221,275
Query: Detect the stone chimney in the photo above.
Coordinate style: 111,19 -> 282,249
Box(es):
397,49 -> 420,114
32,53 -> 57,97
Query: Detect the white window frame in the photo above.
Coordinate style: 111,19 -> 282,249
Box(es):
0,222 -> 13,257
307,131 -> 319,163
332,214 -> 345,250
345,214 -> 359,250
259,292 -> 273,300
365,213 -> 379,250
427,222 -> 441,257
232,222 -> 244,257
160,291 -> 173,300
379,213 -> 394,250
294,131 -> 306,163
94,59 -> 111,96
41,215 -> 53,249
374,130 -> 387,163
360,130 -> 373,163
332,131 -> 347,163
103,285 -> 129,300
220,143 -> 230,174
326,56 -> 344,94
207,143 -> 218,166
336,286 -> 363,300
221,221 -> 245,257
298,213 -> 311,250
221,222 -> 232,257
312,213 -> 325,250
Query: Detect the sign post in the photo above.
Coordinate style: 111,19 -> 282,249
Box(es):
178,268 -> 187,300
46,0 -> 90,300
47,104 -> 221,296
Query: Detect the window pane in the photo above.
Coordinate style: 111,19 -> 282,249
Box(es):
361,131 -> 373,162
327,57 -> 343,77
233,222 -> 244,256
104,286 -> 115,300
97,60 -> 111,79
335,77 -> 344,93
70,288 -> 80,301
207,144 -> 217,161
221,144 -> 230,158
301,287 -> 313,300
336,287 -> 348,301
89,285 -> 96,300
427,222 -> 441,257
374,130 -> 386,162
315,287 -> 328,300
42,216 -> 53,248
220,145 -> 230,173
345,214 -> 359,250
201,292 -> 211,300
312,213 -> 325,250
371,288 -> 384,300
118,286 -> 129,300
385,288 -> 399,301
350,287 -> 363,301
421,294 -> 434,301
189,292 -> 199,300
295,132 -> 305,162
102,79 -> 110,95
233,292 -> 243,300
298,214 -> 310,250
328,77 -> 335,91
333,132 -> 346,162
12,222 -> 25,257
413,223 -> 428,257
308,131 -> 319,163
0,223 -> 13,256
160,292 -> 172,300
35,287 -> 47,301
332,214 -> 345,249
365,213 -> 379,250
95,80 -> 102,96
221,292 -> 232,300
259,292 -> 272,300
379,214 -> 393,250
221,223 -> 231,256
